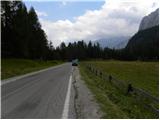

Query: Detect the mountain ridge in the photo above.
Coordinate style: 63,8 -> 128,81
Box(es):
139,8 -> 159,31
94,36 -> 130,49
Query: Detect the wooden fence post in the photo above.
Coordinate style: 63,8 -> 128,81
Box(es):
126,84 -> 133,95
85,64 -> 159,116
100,71 -> 102,78
109,75 -> 112,82
95,69 -> 98,76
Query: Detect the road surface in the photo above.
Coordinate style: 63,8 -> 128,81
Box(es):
1,63 -> 102,119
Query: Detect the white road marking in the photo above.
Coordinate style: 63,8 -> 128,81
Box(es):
1,63 -> 67,85
62,74 -> 72,119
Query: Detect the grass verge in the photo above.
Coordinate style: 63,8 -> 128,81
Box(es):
1,59 -> 63,80
79,62 -> 158,118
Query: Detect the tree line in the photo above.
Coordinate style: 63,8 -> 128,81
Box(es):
2,1 -> 158,61
2,1 -> 49,59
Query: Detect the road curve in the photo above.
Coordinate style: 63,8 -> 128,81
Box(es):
1,63 -> 72,119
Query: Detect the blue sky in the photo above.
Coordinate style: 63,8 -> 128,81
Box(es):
24,1 -> 104,21
24,0 -> 158,47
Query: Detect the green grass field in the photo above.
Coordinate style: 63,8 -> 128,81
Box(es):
82,60 -> 158,97
1,59 -> 63,80
80,60 -> 158,118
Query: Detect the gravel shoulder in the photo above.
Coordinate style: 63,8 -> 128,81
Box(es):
69,66 -> 103,118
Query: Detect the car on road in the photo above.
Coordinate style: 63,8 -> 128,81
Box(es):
72,59 -> 78,66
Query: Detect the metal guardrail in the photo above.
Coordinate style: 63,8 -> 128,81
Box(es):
85,64 -> 159,115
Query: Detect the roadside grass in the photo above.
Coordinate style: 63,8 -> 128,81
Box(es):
83,60 -> 158,97
1,59 -> 63,80
79,63 -> 158,118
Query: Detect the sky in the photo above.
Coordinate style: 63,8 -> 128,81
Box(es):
24,0 -> 159,47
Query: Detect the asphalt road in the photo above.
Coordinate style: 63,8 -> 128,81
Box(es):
1,63 -> 73,119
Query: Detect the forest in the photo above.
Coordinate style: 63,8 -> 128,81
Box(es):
1,1 -> 159,61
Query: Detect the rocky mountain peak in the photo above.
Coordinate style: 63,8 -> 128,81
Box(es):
139,8 -> 159,31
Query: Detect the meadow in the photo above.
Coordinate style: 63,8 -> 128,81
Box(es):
82,60 -> 158,97
1,59 -> 63,80
80,60 -> 158,118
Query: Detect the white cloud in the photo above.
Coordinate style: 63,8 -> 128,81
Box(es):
36,10 -> 48,17
40,0 -> 159,47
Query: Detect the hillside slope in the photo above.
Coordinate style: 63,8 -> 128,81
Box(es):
125,26 -> 159,60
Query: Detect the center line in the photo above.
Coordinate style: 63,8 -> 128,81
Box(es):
62,73 -> 72,119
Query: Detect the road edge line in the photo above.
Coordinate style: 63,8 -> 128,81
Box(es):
1,63 -> 67,86
62,73 -> 72,119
